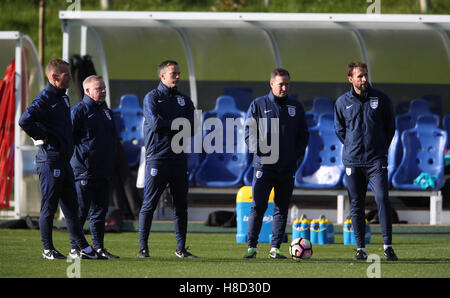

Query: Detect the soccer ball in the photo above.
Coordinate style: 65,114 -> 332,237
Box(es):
289,237 -> 313,260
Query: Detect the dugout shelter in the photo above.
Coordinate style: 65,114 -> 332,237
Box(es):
0,31 -> 44,218
57,11 -> 450,224
58,11 -> 450,113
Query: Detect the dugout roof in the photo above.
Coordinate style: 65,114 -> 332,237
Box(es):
59,12 -> 450,109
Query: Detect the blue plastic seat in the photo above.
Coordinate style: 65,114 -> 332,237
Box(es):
421,94 -> 442,117
305,97 -> 334,127
443,115 -> 450,147
243,164 -> 254,186
195,112 -> 248,187
203,95 -> 246,121
394,99 -> 440,171
112,94 -> 144,168
392,115 -> 447,190
295,113 -> 344,189
186,135 -> 201,186
223,87 -> 253,112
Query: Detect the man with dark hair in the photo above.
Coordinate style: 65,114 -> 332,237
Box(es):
138,60 -> 196,258
334,61 -> 398,261
243,68 -> 309,259
69,75 -> 119,259
19,59 -> 105,260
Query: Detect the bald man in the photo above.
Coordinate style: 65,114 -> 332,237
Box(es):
69,75 -> 119,259
19,59 -> 104,260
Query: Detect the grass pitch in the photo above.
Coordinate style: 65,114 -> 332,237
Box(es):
1,227 -> 450,278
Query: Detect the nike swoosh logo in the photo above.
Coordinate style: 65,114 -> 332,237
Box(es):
264,110 -> 272,114
51,103 -> 57,108
87,114 -> 94,118
158,100 -> 165,103
346,105 -> 353,109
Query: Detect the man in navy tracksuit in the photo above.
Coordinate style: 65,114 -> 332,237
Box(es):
334,61 -> 398,261
244,68 -> 309,259
18,59 -> 103,260
138,60 -> 196,258
69,75 -> 119,259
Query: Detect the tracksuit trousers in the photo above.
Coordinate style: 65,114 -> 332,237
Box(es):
36,161 -> 89,251
345,161 -> 393,248
247,167 -> 295,249
70,178 -> 110,250
139,161 -> 189,251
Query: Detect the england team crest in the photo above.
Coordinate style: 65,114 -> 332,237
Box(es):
370,97 -> 378,109
287,105 -> 296,117
346,168 -> 352,176
177,96 -> 185,106
150,168 -> 158,176
103,109 -> 112,120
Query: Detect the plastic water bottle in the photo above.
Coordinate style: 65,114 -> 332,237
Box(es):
318,217 -> 327,245
343,218 -> 353,245
292,218 -> 302,240
326,219 -> 335,244
300,216 -> 310,240
310,219 -> 319,244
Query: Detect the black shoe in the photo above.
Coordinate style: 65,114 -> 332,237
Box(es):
243,248 -> 257,259
175,247 -> 197,258
68,248 -> 81,259
269,248 -> 287,259
354,249 -> 368,261
42,249 -> 66,260
384,247 -> 398,261
80,247 -> 108,260
137,247 -> 150,258
96,248 -> 120,259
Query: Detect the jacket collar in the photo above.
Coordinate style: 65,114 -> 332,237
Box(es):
82,94 -> 96,106
268,90 -> 288,104
157,81 -> 177,97
45,82 -> 67,97
350,84 -> 372,101
82,94 -> 106,108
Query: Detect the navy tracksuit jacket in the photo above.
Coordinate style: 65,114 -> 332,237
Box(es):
18,82 -> 89,251
69,94 -> 116,249
334,85 -> 395,247
245,91 -> 309,249
139,81 -> 195,251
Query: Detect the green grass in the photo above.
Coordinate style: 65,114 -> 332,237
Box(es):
1,228 -> 450,278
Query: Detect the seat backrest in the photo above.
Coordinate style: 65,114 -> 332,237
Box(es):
394,100 -> 440,170
296,113 -> 343,187
113,94 -> 144,141
223,87 -> 253,112
394,120 -> 447,188
195,112 -> 248,185
442,115 -> 450,147
416,114 -> 440,128
409,98 -> 431,115
214,96 -> 246,118
387,130 -> 399,185
112,94 -> 144,167
305,97 -> 334,127
421,95 -> 442,117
